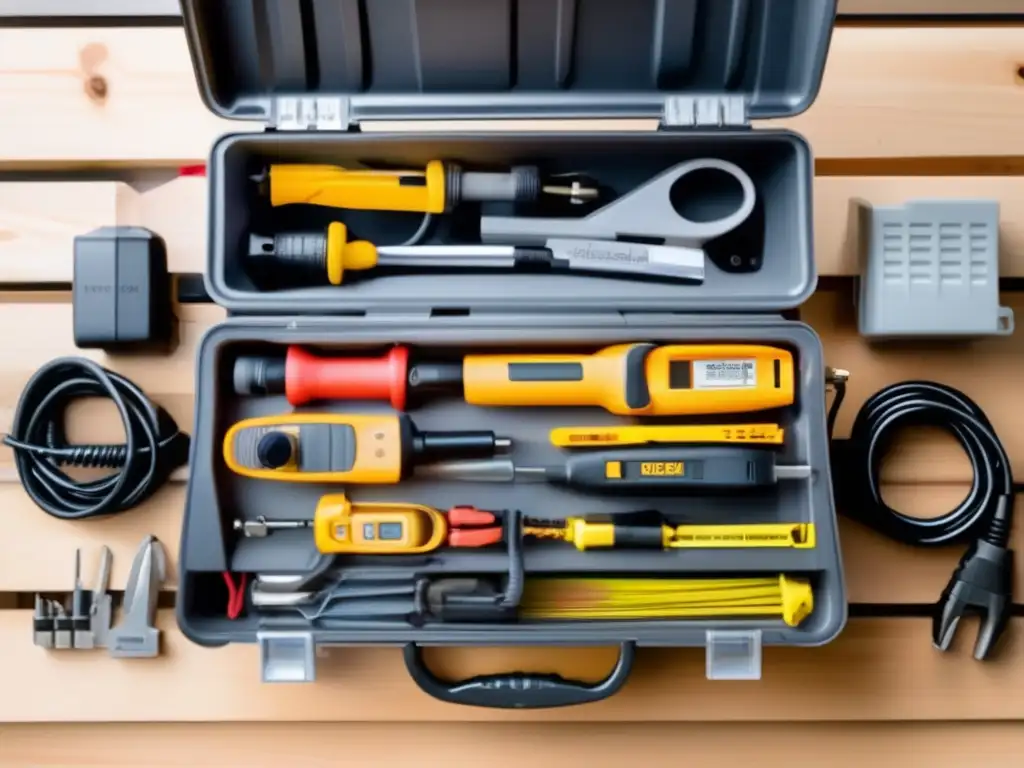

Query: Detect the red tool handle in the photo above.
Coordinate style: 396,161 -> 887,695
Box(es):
285,345 -> 410,409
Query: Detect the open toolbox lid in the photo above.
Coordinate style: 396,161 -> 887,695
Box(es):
180,0 -> 838,316
180,0 -> 836,127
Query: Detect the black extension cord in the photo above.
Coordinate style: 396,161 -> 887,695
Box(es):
828,375 -> 1016,660
3,357 -> 190,520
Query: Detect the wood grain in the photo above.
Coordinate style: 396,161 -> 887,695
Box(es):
1,26 -> 1024,165
3,721 -> 1023,767
0,614 -> 1016,722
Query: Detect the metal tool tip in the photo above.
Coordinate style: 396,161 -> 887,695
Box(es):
542,183 -> 600,203
494,437 -> 513,452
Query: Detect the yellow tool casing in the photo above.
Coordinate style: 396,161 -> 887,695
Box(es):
222,413 -> 407,484
267,161 -> 449,213
462,343 -> 795,416
313,494 -> 448,554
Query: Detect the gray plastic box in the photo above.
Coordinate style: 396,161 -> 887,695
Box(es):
177,0 -> 846,709
857,199 -> 1014,339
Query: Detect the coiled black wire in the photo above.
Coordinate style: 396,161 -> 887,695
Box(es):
3,357 -> 190,520
831,380 -> 1014,549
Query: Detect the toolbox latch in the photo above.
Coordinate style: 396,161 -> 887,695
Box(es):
705,629 -> 762,680
662,96 -> 748,128
258,631 -> 317,682
272,97 -> 352,132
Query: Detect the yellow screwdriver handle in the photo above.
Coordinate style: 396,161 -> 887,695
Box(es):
267,162 -> 449,213
324,221 -> 379,285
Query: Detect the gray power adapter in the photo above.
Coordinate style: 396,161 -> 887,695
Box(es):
73,227 -> 172,352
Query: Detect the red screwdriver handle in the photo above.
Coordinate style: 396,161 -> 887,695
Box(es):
285,345 -> 410,409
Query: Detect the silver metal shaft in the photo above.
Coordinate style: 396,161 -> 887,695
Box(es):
376,244 -> 517,270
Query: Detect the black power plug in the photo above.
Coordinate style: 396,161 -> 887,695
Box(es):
73,227 -> 172,352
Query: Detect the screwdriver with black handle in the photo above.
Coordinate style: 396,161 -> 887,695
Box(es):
430,446 -> 812,493
246,222 -> 705,285
516,446 -> 811,493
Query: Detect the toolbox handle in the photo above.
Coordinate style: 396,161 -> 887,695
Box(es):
402,641 -> 635,709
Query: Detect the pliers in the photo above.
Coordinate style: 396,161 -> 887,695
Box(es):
445,506 -> 506,548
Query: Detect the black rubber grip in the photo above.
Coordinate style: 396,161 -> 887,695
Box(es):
611,525 -> 665,548
623,344 -> 655,409
403,642 -> 635,709
508,362 -> 583,382
511,247 -> 557,270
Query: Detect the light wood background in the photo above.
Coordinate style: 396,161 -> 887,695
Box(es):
3,4 -> 1024,766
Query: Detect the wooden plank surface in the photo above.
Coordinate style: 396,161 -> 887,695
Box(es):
2,25 -> 1024,165
2,13 -> 1024,758
1,721 -> 1020,768
0,615 -> 1018,723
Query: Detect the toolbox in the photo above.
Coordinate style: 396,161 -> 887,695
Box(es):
177,0 -> 846,708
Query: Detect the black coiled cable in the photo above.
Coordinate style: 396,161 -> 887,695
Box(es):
3,357 -> 190,520
831,380 -> 1014,549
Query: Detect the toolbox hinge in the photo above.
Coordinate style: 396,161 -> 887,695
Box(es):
271,96 -> 354,132
258,631 -> 317,682
661,96 -> 748,129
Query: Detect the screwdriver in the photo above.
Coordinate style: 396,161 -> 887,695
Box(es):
439,446 -> 811,493
525,519 -> 815,550
233,343 -> 795,416
253,161 -> 599,213
245,222 -> 705,286
515,446 -> 811,493
222,412 -> 511,484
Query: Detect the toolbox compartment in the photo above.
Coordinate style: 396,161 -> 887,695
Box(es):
178,0 -> 845,706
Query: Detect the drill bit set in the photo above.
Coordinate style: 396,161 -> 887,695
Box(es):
243,157 -> 761,289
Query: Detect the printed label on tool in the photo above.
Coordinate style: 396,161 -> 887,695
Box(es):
693,360 -> 756,388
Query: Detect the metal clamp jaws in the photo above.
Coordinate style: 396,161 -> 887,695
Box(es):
480,158 -> 757,250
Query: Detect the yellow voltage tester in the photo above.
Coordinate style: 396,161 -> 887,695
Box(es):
461,343 -> 795,416
222,413 -> 510,484
255,161 -> 598,213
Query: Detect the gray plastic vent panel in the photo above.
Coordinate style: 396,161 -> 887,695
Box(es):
857,199 -> 1013,339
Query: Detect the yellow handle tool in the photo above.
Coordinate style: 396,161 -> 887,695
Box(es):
265,162 -> 449,213
462,343 -> 795,416
550,423 -> 785,448
222,412 -> 510,484
526,520 -> 815,551
312,494 -> 448,555
259,161 -> 597,213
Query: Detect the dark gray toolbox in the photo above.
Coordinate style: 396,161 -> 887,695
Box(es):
177,0 -> 846,709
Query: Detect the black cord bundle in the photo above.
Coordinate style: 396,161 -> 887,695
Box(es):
3,357 -> 190,520
830,380 -> 1014,549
